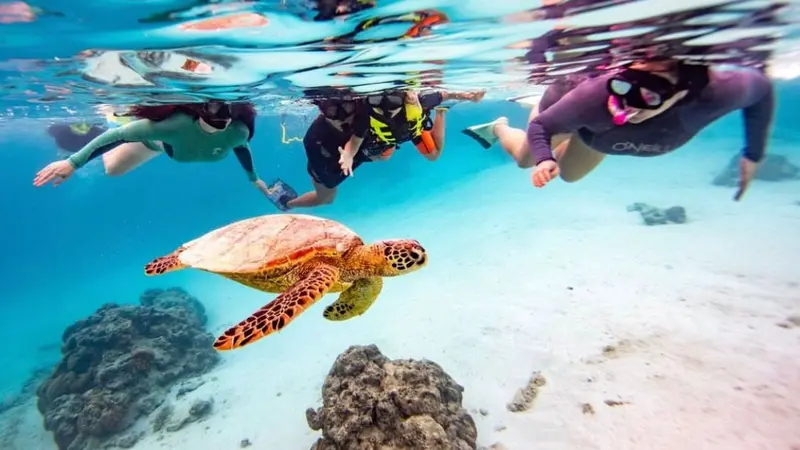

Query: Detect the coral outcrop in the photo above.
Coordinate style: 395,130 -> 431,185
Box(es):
36,287 -> 219,450
306,344 -> 477,450
627,202 -> 687,226
712,153 -> 800,186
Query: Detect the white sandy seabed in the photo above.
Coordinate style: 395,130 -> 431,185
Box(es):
3,141 -> 800,450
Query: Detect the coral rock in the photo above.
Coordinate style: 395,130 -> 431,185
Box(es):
712,153 -> 800,187
36,288 -> 219,450
626,203 -> 687,226
307,344 -> 477,450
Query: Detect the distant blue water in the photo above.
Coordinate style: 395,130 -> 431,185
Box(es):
0,78 -> 798,398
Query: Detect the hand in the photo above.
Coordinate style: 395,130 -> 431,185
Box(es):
531,159 -> 559,188
467,91 -> 486,102
734,156 -> 759,201
339,146 -> 355,177
254,179 -> 273,194
34,160 -> 75,187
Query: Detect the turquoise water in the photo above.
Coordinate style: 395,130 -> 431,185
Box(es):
2,1 -> 800,449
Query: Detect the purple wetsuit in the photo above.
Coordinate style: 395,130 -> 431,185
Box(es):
527,68 -> 774,165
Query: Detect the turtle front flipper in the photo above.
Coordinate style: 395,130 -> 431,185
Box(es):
213,264 -> 340,351
144,246 -> 187,276
323,277 -> 383,321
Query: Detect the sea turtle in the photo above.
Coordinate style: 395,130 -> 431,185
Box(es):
143,214 -> 427,351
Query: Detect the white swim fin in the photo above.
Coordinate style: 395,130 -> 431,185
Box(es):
461,117 -> 508,149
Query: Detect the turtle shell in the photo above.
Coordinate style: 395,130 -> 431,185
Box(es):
177,214 -> 363,273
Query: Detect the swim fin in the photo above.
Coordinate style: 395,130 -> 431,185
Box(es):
461,117 -> 508,149
506,94 -> 542,109
265,178 -> 298,212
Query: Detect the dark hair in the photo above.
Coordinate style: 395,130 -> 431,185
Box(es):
126,102 -> 257,141
676,62 -> 710,96
627,57 -> 711,99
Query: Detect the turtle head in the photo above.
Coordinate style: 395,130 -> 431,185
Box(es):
373,239 -> 427,276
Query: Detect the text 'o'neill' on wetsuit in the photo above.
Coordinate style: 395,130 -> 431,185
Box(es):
66,112 -> 260,181
527,68 -> 774,165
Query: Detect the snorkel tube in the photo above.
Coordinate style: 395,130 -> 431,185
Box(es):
607,95 -> 629,126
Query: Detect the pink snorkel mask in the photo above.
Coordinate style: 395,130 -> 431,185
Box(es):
606,69 -> 679,126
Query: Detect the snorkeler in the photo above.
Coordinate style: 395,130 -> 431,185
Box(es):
353,88 -> 485,166
273,88 -> 484,211
270,96 -> 370,210
312,0 -> 376,21
463,59 -> 774,201
47,121 -> 108,156
33,101 -> 277,201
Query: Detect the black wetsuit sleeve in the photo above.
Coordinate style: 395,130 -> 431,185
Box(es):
233,145 -> 259,182
420,92 -> 444,110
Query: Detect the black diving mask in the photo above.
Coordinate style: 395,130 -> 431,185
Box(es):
367,93 -> 404,111
200,101 -> 232,129
607,69 -> 680,110
320,100 -> 356,121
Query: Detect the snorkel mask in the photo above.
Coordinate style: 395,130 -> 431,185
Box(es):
606,68 -> 681,125
199,101 -> 232,130
319,99 -> 356,121
367,93 -> 404,112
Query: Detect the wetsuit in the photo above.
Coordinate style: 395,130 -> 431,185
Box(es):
66,112 -> 259,181
304,108 -> 370,189
361,92 -> 443,156
527,68 -> 774,165
47,124 -> 107,152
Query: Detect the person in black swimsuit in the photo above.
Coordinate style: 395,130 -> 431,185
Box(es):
283,95 -> 370,209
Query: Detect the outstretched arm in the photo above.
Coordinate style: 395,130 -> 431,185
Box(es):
66,119 -> 162,169
526,77 -> 609,165
340,104 -> 370,158
232,145 -> 260,183
715,69 -> 775,201
441,90 -> 485,103
738,72 -> 774,163
234,144 -> 281,199
421,107 -> 447,161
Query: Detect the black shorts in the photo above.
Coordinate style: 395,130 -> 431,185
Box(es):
304,118 -> 371,189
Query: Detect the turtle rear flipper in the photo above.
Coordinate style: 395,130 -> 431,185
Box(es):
213,264 -> 340,351
323,277 -> 383,321
144,247 -> 188,276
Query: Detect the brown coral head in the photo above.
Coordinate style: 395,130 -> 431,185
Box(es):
131,348 -> 155,372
